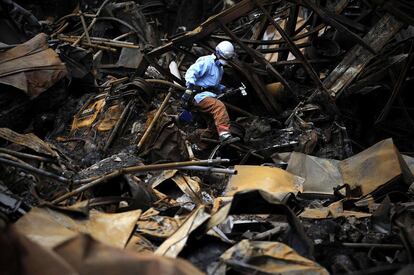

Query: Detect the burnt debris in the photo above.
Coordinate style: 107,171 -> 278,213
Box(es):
1,0 -> 414,274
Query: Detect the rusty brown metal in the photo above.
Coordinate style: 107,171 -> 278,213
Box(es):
14,206 -> 142,249
218,240 -> 329,274
0,227 -> 203,275
0,33 -> 67,98
0,128 -> 59,158
225,165 -> 304,200
339,138 -> 414,196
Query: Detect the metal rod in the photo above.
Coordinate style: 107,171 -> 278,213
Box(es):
177,166 -> 237,175
60,35 -> 140,49
59,37 -> 117,52
210,24 -> 325,45
103,100 -> 133,152
51,158 -> 229,204
0,148 -> 55,162
50,22 -> 69,38
79,12 -> 92,44
255,0 -> 326,92
73,0 -> 111,46
0,157 -> 70,183
138,61 -> 182,150
137,91 -> 172,150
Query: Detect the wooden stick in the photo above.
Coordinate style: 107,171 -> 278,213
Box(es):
137,91 -> 172,150
58,36 -> 117,52
103,100 -> 133,152
73,0 -> 111,46
79,12 -> 92,44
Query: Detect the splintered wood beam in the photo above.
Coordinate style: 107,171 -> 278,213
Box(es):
324,14 -> 403,98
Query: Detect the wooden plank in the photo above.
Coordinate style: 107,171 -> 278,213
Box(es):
324,14 -> 403,98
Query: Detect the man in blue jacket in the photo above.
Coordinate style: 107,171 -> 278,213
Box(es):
182,41 -> 235,142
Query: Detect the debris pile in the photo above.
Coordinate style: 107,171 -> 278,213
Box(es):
1,0 -> 414,274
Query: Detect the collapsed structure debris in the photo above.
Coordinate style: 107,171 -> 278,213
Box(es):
1,0 -> 414,274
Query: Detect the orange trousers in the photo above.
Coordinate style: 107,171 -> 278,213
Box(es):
193,97 -> 230,135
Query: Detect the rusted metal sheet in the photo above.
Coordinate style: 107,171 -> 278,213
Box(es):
155,205 -> 210,258
225,165 -> 304,200
14,206 -> 142,248
217,240 -> 329,275
339,138 -> 414,196
136,208 -> 186,239
283,152 -> 343,195
0,227 -> 203,275
206,190 -> 314,258
300,200 -> 372,219
0,33 -> 67,98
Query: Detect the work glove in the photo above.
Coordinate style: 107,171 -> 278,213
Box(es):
181,89 -> 193,109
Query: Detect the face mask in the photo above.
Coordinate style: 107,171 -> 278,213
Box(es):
217,58 -> 228,66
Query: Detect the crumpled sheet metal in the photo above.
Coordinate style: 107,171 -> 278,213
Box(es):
0,33 -> 67,98
126,234 -> 156,254
97,104 -> 123,131
216,240 -> 328,275
155,205 -> 210,258
0,127 -> 59,157
339,138 -> 414,196
207,190 -> 314,259
299,200 -> 371,219
71,97 -> 124,132
0,227 -> 203,275
225,165 -> 304,200
403,155 -> 414,175
14,206 -> 141,249
71,97 -> 106,131
136,210 -> 185,239
152,170 -> 201,202
283,152 -> 343,195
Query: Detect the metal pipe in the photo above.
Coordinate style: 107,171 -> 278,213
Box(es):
137,91 -> 172,150
0,148 -> 55,162
177,166 -> 237,175
255,0 -> 325,92
0,157 -> 70,183
51,158 -> 229,204
137,61 -> 182,150
103,100 -> 133,152
73,0 -> 111,46
79,12 -> 92,44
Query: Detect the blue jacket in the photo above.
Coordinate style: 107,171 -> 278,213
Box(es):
185,54 -> 226,103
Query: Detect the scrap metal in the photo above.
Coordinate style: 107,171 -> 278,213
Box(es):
1,0 -> 414,274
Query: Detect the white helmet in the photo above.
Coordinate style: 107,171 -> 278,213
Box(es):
216,41 -> 235,60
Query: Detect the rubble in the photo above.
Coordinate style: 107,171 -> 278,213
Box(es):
1,0 -> 414,274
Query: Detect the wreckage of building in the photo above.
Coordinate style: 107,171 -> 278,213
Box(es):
0,0 -> 414,274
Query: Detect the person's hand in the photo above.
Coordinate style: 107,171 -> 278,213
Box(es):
181,89 -> 193,109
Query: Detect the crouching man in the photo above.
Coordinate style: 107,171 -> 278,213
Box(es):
181,41 -> 236,142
